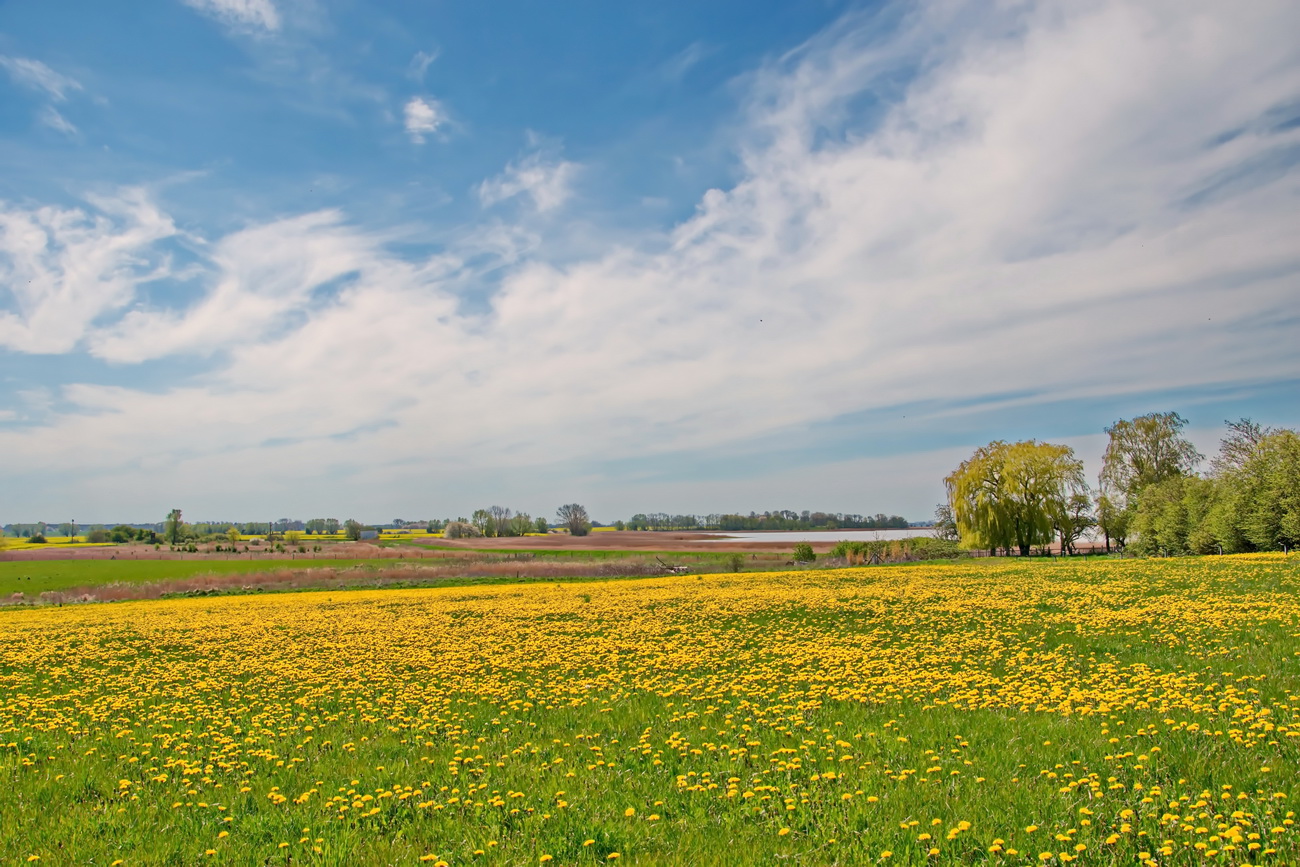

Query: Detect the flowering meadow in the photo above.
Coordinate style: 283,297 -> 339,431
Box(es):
2,555 -> 1298,865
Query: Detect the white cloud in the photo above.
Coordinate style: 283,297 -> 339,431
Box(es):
90,210 -> 416,363
2,0 -> 1300,520
403,96 -> 447,143
0,56 -> 82,100
39,106 -> 77,136
477,151 -> 579,213
182,0 -> 280,34
0,189 -> 177,354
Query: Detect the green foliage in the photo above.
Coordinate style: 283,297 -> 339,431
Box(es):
84,528 -> 111,544
1130,476 -> 1214,555
343,519 -> 364,541
726,553 -> 746,572
1100,412 -> 1202,504
164,508 -> 185,545
1054,491 -> 1096,555
1129,424 -> 1300,554
830,537 -> 964,563
1234,429 -> 1300,550
792,543 -> 815,562
946,440 -> 1085,555
1094,493 -> 1130,551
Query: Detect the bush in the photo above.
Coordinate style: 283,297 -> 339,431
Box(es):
443,521 -> 483,539
86,528 -> 111,544
29,534 -> 47,544
792,543 -> 816,563
726,553 -> 745,572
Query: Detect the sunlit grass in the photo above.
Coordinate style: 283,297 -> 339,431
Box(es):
2,555 -> 1298,865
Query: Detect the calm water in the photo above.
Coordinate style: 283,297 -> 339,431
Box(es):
702,528 -> 936,543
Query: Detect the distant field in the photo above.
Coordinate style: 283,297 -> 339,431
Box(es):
2,555 -> 1297,864
0,558 -> 381,596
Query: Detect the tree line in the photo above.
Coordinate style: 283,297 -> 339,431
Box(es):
942,413 -> 1299,556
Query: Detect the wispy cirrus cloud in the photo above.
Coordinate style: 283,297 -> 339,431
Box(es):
0,189 -> 178,355
408,49 -> 439,83
38,106 -> 78,136
0,55 -> 83,100
182,0 -> 281,34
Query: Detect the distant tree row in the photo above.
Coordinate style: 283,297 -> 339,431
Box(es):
943,413 -> 1298,556
467,506 -> 546,538
622,511 -> 909,532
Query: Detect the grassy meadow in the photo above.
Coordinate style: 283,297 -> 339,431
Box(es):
2,555 -> 1298,865
0,559 -> 386,597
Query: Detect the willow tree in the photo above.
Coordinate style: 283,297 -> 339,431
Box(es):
945,440 -> 1086,556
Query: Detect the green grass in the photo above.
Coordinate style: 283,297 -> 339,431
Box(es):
0,558 -> 383,596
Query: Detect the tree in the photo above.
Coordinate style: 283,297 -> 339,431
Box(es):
442,521 -> 482,539
285,530 -> 303,546
946,440 -> 1086,556
164,509 -> 184,545
931,503 -> 959,542
1100,412 -> 1202,504
1233,430 -> 1300,551
556,503 -> 591,537
792,543 -> 816,563
1095,492 -> 1130,553
1210,418 -> 1275,477
343,519 -> 364,541
1130,476 -> 1215,556
226,526 -> 240,544
1055,490 -> 1096,555
535,516 -> 549,534
488,506 -> 512,537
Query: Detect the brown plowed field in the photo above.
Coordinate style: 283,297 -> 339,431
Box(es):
416,530 -> 824,552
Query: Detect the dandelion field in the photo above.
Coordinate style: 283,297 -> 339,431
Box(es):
2,556 -> 1298,865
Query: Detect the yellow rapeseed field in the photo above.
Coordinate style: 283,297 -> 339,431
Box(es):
1,555 -> 1297,865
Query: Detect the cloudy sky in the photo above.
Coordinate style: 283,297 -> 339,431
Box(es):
1,0 -> 1298,525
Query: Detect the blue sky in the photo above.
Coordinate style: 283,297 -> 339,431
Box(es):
1,0 -> 1298,525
